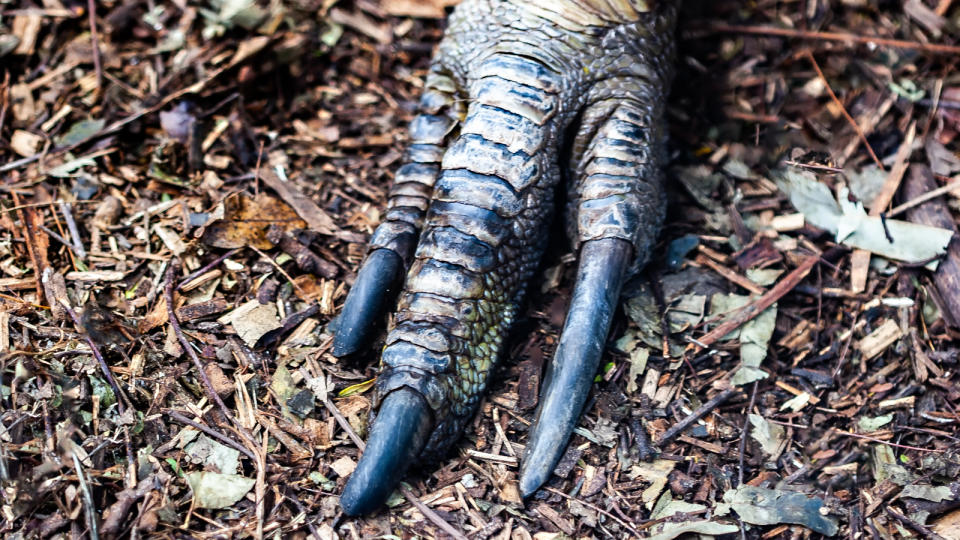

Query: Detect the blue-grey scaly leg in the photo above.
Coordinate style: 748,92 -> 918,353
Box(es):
337,0 -> 676,513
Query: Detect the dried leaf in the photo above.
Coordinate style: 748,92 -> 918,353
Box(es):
186,472 -> 255,509
201,192 -> 307,249
749,414 -> 786,459
718,485 -> 838,536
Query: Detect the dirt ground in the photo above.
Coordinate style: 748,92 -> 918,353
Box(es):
2,0 -> 960,538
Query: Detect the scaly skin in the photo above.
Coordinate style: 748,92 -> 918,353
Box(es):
336,0 -> 676,514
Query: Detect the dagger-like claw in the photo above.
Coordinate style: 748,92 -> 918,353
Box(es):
332,249 -> 404,358
519,238 -> 632,498
340,387 -> 434,515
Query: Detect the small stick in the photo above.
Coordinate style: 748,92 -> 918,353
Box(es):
59,203 -> 87,260
164,261 -> 234,423
283,488 -> 324,540
72,450 -> 100,540
703,23 -> 960,56
806,51 -> 883,170
177,248 -> 240,290
545,487 -> 643,538
738,382 -> 759,486
321,395 -> 364,449
39,225 -> 85,260
61,302 -> 126,412
163,409 -> 257,462
86,0 -> 102,91
399,485 -> 469,540
888,177 -> 960,218
832,429 -> 943,453
657,389 -> 738,446
885,507 -> 947,540
693,254 -> 819,350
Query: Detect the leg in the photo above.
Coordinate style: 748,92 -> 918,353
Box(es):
520,91 -> 667,496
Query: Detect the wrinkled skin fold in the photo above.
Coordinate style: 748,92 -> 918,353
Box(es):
335,0 -> 676,515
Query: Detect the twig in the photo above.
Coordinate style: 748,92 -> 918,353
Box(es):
805,50 -> 883,170
871,121 -> 917,215
38,225 -> 85,260
702,23 -> 960,56
86,0 -> 102,92
885,507 -> 947,540
249,246 -> 308,297
61,302 -> 126,412
738,381 -> 758,486
693,254 -> 820,350
321,395 -> 364,449
399,485 -> 469,540
177,248 -> 241,291
72,449 -> 100,540
887,177 -> 960,218
164,261 -> 235,423
283,488 -> 324,540
59,203 -> 87,260
784,160 -> 844,173
545,487 -> 643,538
163,409 -> 257,461
657,389 -> 739,446
832,429 -> 943,452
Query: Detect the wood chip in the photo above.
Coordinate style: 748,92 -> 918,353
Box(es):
857,319 -> 903,360
534,503 -> 575,536
65,271 -> 126,282
329,456 -> 356,478
849,249 -> 871,293
10,130 -> 43,157
770,213 -> 804,232
175,298 -> 229,322
0,311 -> 9,352
641,368 -> 660,400
12,15 -> 41,55
878,396 -> 915,410
0,277 -> 36,291
676,434 -> 725,454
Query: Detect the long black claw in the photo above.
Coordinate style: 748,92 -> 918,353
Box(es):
519,238 -> 632,498
340,388 -> 433,515
332,249 -> 403,357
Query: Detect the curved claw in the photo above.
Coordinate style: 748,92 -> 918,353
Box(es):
519,238 -> 632,498
340,387 -> 434,515
332,249 -> 404,357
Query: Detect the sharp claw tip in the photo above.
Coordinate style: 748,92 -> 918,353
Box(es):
518,468 -> 545,500
329,339 -> 356,358
338,485 -> 373,516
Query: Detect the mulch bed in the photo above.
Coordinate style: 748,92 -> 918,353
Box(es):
2,0 -> 960,538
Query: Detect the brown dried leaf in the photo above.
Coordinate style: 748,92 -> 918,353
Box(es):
201,192 -> 307,249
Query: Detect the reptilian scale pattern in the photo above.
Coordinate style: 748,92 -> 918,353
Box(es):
365,0 -> 676,458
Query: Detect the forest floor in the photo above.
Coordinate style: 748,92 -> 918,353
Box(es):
2,0 -> 960,538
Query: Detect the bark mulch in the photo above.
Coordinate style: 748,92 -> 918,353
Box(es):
2,0 -> 960,538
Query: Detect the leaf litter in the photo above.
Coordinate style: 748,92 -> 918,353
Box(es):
2,0 -> 960,538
